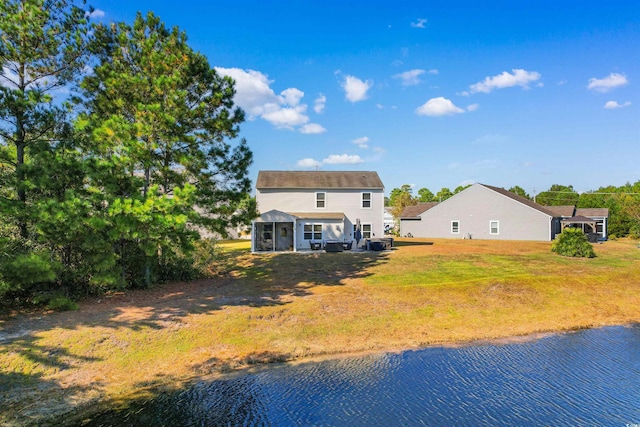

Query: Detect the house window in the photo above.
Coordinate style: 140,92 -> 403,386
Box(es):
490,220 -> 499,235
451,220 -> 460,234
316,192 -> 326,209
304,223 -> 322,240
354,223 -> 372,239
362,192 -> 372,208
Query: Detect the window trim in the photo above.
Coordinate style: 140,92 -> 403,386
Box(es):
354,223 -> 372,239
303,223 -> 323,240
315,192 -> 326,209
490,220 -> 499,235
451,220 -> 460,234
361,192 -> 372,209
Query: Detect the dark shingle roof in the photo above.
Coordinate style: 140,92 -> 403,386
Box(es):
576,208 -> 609,218
544,205 -> 576,217
257,171 -> 384,190
399,202 -> 438,218
480,184 -> 558,217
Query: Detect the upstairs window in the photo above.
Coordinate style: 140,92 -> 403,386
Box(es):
362,192 -> 372,208
316,192 -> 326,209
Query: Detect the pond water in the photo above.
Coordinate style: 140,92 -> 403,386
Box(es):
85,324 -> 640,426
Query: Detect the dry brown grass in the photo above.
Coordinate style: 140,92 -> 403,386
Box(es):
1,237 -> 639,425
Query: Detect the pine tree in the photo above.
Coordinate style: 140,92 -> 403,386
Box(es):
78,12 -> 255,287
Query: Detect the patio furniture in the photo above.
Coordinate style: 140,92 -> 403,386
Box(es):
310,241 -> 322,250
324,241 -> 344,252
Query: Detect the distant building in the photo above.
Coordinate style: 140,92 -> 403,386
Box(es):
399,183 -> 608,241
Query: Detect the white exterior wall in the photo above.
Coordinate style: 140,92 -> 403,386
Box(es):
257,188 -> 385,248
400,184 -> 553,241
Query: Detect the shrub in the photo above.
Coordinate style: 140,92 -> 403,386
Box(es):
46,296 -> 79,311
551,228 -> 596,258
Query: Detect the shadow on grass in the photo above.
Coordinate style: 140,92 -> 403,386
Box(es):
0,248 -> 388,425
0,336 -> 102,426
393,240 -> 434,247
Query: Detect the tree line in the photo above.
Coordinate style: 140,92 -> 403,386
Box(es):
386,182 -> 640,238
0,1 -> 256,304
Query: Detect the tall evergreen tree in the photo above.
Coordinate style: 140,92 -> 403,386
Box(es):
0,0 -> 92,239
78,12 -> 255,286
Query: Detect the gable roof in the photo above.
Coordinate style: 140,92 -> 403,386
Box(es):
399,202 -> 439,219
257,171 -> 384,190
544,205 -> 576,217
480,184 -> 558,217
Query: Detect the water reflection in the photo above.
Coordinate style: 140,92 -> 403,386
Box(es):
85,325 -> 640,426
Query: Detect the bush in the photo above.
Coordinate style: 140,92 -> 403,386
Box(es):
46,296 -> 79,311
32,293 -> 79,311
551,228 -> 596,258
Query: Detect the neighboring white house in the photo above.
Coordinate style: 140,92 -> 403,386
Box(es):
383,207 -> 395,234
252,171 -> 385,252
399,183 -> 563,241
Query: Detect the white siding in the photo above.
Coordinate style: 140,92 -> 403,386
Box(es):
257,188 -> 385,242
400,184 -> 553,241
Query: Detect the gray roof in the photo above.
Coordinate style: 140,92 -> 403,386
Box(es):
399,202 -> 439,219
257,171 -> 384,190
576,208 -> 609,218
544,205 -> 576,217
480,184 -> 558,217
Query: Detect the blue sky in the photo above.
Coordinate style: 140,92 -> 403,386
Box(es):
89,1 -> 639,196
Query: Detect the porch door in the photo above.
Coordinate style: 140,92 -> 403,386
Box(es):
275,222 -> 293,251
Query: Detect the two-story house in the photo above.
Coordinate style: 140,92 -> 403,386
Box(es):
252,171 -> 385,252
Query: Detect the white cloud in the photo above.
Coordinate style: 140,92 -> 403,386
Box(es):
215,67 -> 279,117
342,75 -> 373,102
281,88 -> 304,106
588,73 -> 628,93
300,123 -> 327,134
261,105 -> 309,128
89,9 -> 105,19
416,97 -> 464,117
297,158 -> 322,168
604,100 -> 631,109
466,103 -> 479,112
323,154 -> 364,165
296,153 -> 365,169
215,67 -> 324,131
411,18 -> 428,28
352,136 -> 369,148
393,69 -> 425,86
428,69 -> 439,75
468,69 -> 541,94
314,94 -> 326,113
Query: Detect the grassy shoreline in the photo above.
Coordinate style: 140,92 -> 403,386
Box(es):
2,238 -> 640,425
